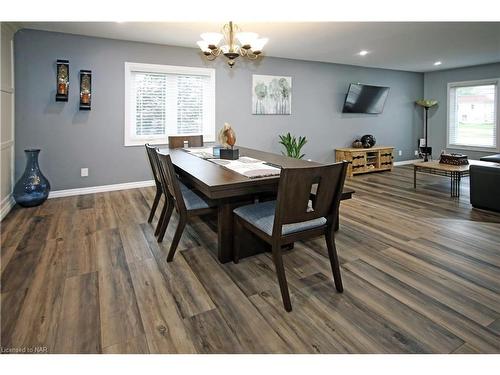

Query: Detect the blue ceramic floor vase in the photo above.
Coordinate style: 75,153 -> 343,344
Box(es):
13,149 -> 51,207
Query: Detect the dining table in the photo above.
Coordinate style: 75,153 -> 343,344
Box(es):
158,146 -> 354,263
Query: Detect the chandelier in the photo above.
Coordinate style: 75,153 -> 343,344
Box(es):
197,21 -> 268,68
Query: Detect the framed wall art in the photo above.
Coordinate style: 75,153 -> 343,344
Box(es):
252,74 -> 292,115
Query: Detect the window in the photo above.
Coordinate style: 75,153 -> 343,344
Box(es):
447,79 -> 499,151
125,62 -> 215,146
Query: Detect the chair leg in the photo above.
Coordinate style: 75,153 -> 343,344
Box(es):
166,215 -> 187,262
233,217 -> 241,264
157,199 -> 174,243
148,189 -> 162,223
154,198 -> 169,236
271,243 -> 292,312
326,230 -> 343,292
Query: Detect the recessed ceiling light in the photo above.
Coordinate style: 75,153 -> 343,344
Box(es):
359,50 -> 369,56
434,61 -> 442,66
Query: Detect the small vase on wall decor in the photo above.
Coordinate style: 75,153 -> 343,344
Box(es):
13,149 -> 51,207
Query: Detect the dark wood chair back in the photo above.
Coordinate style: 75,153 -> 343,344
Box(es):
168,135 -> 204,149
145,144 -> 162,188
273,162 -> 347,236
157,153 -> 187,212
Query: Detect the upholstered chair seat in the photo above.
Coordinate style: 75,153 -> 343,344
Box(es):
180,182 -> 215,210
234,201 -> 327,236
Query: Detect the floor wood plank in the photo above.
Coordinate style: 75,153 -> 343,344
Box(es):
102,334 -> 150,354
128,258 -> 196,354
9,239 -> 67,352
345,259 -> 500,353
53,272 -> 101,353
182,247 -> 291,353
96,229 -> 145,348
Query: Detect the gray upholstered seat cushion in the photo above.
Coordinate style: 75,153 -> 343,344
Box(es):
179,182 -> 213,210
179,181 -> 190,192
233,200 -> 327,236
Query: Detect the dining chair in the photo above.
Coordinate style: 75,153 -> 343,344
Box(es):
145,144 -> 176,238
144,144 -> 164,223
233,161 -> 348,312
156,152 -> 216,262
168,135 -> 204,149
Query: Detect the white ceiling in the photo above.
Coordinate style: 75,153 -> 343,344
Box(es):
19,22 -> 500,72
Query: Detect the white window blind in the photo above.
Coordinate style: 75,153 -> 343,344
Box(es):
125,63 -> 215,146
176,75 -> 206,135
133,72 -> 167,137
448,79 -> 499,151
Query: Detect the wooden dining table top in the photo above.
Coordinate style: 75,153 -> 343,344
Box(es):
158,145 -> 354,263
158,146 -> 354,200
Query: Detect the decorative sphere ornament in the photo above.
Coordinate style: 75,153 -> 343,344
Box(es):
361,134 -> 376,148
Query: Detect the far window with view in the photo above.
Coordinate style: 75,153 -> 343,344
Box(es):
447,79 -> 499,151
124,62 -> 215,146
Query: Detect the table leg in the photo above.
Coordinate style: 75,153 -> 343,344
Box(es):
457,173 -> 462,198
450,172 -> 461,198
414,166 -> 417,189
217,202 -> 234,263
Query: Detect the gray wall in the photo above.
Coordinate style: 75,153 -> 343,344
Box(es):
15,29 -> 423,190
424,62 -> 500,160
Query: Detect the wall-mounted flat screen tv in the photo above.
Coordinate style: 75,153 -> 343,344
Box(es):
342,83 -> 390,114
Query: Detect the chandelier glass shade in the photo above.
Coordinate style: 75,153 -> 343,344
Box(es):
197,21 -> 268,68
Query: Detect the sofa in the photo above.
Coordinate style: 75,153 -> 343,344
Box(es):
480,154 -> 500,163
470,157 -> 500,212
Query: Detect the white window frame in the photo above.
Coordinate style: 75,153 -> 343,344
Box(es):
446,78 -> 500,152
124,62 -> 216,146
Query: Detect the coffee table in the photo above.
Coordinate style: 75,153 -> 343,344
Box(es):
413,160 -> 493,198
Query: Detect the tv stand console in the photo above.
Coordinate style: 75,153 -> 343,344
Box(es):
336,146 -> 394,177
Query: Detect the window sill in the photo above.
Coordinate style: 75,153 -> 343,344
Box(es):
124,136 -> 216,147
446,144 -> 500,153
124,139 -> 167,147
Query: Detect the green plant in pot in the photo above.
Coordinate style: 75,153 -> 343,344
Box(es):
279,132 -> 307,159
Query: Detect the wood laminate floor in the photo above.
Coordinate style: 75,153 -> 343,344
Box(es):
1,166 -> 500,353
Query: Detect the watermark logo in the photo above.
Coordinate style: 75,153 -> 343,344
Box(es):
0,346 -> 48,354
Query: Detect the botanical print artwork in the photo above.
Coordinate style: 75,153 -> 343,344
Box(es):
252,75 -> 292,115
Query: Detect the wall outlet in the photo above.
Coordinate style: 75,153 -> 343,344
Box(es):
398,150 -> 402,156
81,168 -> 89,177
414,150 -> 419,156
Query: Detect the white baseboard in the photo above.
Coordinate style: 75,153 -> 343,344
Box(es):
48,180 -> 155,199
0,194 -> 16,221
394,159 -> 421,166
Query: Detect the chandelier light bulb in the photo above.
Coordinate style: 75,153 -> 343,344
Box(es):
197,41 -> 210,53
200,32 -> 223,47
236,32 -> 259,48
251,37 -> 268,52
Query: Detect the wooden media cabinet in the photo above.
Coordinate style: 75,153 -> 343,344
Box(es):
335,146 -> 394,177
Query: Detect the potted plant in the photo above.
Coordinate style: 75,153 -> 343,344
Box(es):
278,132 -> 307,159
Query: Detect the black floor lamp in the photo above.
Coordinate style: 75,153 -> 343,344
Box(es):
416,99 -> 438,162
